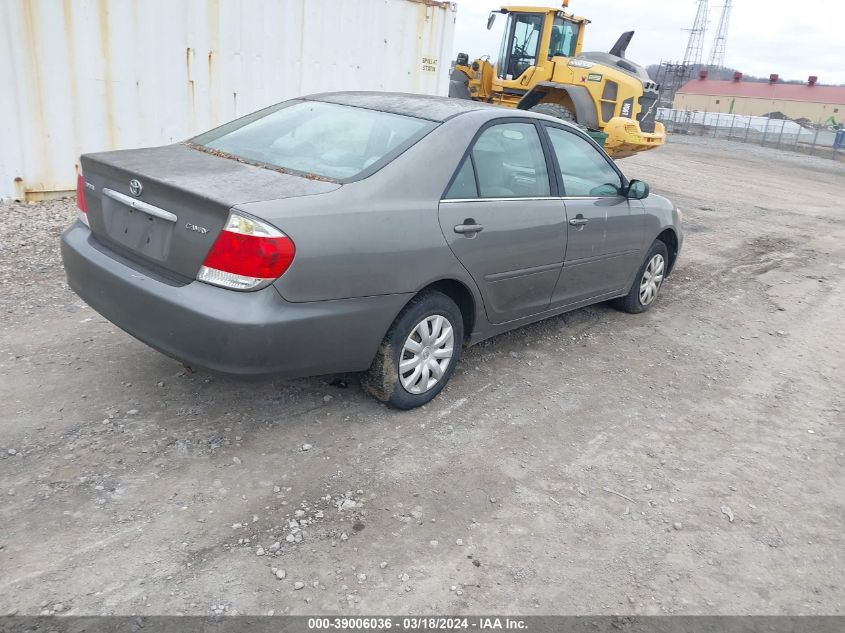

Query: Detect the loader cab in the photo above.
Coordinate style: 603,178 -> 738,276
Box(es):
547,15 -> 583,59
492,9 -> 587,85
495,11 -> 544,80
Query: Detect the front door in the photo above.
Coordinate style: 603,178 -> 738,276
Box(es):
542,124 -> 645,306
438,121 -> 567,324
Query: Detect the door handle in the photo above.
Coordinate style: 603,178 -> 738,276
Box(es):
569,215 -> 589,226
454,222 -> 484,235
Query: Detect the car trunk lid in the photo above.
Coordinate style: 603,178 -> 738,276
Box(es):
80,144 -> 339,280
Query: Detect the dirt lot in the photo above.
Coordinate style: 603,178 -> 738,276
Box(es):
1,136 -> 843,616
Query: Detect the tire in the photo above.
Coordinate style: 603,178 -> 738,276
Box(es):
612,240 -> 669,314
361,291 -> 464,410
529,102 -> 576,122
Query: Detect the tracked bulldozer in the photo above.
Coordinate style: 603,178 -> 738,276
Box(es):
449,1 -> 664,158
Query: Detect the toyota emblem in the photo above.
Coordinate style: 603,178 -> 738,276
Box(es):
129,179 -> 143,197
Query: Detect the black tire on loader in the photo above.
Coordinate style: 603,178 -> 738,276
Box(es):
528,102 -> 576,122
528,102 -> 591,133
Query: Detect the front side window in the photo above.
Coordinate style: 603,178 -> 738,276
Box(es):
192,101 -> 435,180
548,17 -> 580,58
545,126 -> 622,197
468,122 -> 550,198
497,13 -> 544,79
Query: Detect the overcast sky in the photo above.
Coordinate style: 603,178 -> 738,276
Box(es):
451,0 -> 845,85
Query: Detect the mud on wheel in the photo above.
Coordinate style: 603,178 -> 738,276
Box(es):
361,290 -> 464,410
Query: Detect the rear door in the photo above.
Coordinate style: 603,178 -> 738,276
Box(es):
542,124 -> 645,306
438,120 -> 567,324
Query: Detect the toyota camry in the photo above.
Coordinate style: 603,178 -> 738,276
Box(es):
61,92 -> 682,409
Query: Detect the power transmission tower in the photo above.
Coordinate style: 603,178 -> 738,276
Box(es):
707,0 -> 733,74
682,0 -> 709,70
658,0 -> 709,107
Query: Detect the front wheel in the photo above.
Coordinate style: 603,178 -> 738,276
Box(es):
612,240 -> 669,314
528,102 -> 592,133
361,291 -> 464,410
529,102 -> 575,122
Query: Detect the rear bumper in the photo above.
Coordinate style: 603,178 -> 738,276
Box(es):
61,223 -> 411,378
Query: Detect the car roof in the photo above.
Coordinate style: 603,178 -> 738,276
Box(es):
303,91 -> 506,123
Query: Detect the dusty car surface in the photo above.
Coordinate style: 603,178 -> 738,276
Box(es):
61,91 -> 683,409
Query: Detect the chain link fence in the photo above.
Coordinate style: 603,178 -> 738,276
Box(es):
657,108 -> 845,161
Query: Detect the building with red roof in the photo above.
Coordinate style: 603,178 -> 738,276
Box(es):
673,73 -> 845,125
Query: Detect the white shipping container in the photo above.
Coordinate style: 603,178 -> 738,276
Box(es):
0,0 -> 457,201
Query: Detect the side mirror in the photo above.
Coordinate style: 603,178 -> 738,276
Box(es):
487,12 -> 497,30
626,179 -> 649,200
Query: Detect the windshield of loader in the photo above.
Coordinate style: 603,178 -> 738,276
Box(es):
497,13 -> 543,80
548,16 -> 580,58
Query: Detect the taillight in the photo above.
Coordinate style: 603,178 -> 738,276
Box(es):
197,213 -> 295,291
76,173 -> 89,226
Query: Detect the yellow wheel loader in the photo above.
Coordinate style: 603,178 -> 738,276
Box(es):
449,2 -> 664,158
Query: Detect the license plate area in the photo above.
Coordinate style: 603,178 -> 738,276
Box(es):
102,196 -> 174,262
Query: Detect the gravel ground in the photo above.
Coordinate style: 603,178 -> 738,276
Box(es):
0,136 -> 843,616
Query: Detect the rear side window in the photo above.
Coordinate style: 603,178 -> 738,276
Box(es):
192,101 -> 435,181
444,158 -> 478,199
468,122 -> 550,198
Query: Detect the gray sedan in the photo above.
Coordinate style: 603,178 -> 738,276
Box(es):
61,92 -> 682,409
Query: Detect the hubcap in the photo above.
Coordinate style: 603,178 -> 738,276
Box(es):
399,315 -> 454,395
639,253 -> 665,306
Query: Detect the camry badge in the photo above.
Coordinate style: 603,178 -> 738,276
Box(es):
185,222 -> 209,234
129,179 -> 143,197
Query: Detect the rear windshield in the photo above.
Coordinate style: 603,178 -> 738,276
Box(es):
191,101 -> 436,180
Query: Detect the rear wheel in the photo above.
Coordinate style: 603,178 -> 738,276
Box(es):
612,240 -> 669,314
529,102 -> 576,122
361,291 -> 464,410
